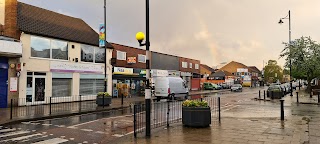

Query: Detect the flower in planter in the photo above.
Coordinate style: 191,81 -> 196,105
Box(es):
182,100 -> 209,107
97,92 -> 111,97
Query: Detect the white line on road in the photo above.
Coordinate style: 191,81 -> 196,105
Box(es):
112,134 -> 124,137
32,138 -> 68,144
0,130 -> 30,138
0,128 -> 16,133
0,133 -> 42,142
222,105 -> 240,112
81,129 -> 93,132
42,124 -> 52,126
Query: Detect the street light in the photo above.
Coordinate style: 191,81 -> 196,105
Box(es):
136,0 -> 151,137
279,10 -> 293,96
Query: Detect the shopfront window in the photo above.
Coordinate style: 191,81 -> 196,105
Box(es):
138,54 -> 146,63
95,47 -> 105,63
80,79 -> 105,96
31,36 -> 50,58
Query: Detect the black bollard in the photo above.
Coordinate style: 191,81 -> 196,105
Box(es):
121,94 -> 124,106
218,97 -> 221,123
318,92 -> 320,104
259,90 -> 261,100
271,91 -> 274,99
280,100 -> 284,121
264,90 -> 266,100
296,92 -> 299,103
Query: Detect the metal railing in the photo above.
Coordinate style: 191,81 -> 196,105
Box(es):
9,95 -> 105,120
133,96 -> 220,138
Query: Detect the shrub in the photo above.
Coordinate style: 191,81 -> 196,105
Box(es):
97,92 -> 111,97
182,99 -> 209,108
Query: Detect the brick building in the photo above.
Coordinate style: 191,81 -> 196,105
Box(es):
179,57 -> 201,90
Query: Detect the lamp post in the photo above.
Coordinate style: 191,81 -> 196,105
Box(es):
279,10 -> 293,96
103,0 -> 107,105
136,0 -> 151,137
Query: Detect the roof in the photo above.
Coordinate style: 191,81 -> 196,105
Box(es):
210,70 -> 233,77
17,2 -> 113,48
248,66 -> 261,73
200,64 -> 215,73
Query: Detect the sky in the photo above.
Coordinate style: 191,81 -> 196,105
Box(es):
19,0 -> 320,70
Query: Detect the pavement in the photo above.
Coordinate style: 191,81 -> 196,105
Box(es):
0,89 -> 224,125
113,87 -> 320,144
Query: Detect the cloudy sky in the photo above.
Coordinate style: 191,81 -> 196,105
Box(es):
19,0 -> 320,69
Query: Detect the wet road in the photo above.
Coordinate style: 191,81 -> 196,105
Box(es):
0,87 -> 264,144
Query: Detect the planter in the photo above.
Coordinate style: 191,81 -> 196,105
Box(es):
96,96 -> 112,106
182,107 -> 211,127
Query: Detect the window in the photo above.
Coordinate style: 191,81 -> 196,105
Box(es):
189,63 -> 193,68
117,51 -> 126,60
195,64 -> 199,69
52,78 -> 72,97
31,36 -> 68,59
81,45 -> 105,63
81,45 -> 94,62
31,36 -> 50,58
51,40 -> 68,60
182,62 -> 188,68
138,54 -> 146,63
80,79 -> 105,96
95,47 -> 105,63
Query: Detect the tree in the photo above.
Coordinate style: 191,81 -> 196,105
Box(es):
280,36 -> 320,92
264,60 -> 283,83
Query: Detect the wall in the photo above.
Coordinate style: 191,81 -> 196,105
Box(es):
0,0 -> 4,25
191,78 -> 200,90
151,52 -> 179,70
179,57 -> 200,73
7,58 -> 19,106
18,33 -> 113,105
4,0 -> 19,39
112,43 -> 146,69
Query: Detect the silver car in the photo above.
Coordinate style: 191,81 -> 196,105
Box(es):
231,84 -> 242,92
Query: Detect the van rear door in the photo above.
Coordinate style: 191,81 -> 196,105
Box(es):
154,77 -> 169,97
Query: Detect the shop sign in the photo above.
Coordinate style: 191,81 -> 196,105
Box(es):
0,40 -> 22,55
9,77 -> 18,92
180,72 -> 192,77
114,67 -> 134,75
50,61 -> 104,73
237,68 -> 248,73
127,57 -> 136,64
168,71 -> 180,77
151,69 -> 168,77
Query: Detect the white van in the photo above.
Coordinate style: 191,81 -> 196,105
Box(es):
153,77 -> 189,101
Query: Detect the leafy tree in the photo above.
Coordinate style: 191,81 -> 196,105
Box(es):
264,60 -> 283,83
280,36 -> 320,92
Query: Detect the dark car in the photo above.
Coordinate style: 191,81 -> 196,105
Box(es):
267,85 -> 284,97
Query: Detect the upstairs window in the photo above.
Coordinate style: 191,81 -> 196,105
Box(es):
117,51 -> 126,60
81,45 -> 105,63
182,62 -> 188,68
189,63 -> 193,69
138,54 -> 146,63
195,64 -> 199,69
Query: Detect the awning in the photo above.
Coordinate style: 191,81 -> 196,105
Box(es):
0,38 -> 22,57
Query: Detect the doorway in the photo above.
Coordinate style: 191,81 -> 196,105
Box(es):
26,72 -> 46,104
0,57 -> 8,108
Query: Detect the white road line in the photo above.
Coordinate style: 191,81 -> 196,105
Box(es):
21,122 -> 31,124
32,138 -> 68,144
81,129 -> 93,132
0,133 -> 42,142
42,124 -> 52,126
0,131 -> 30,138
112,134 -> 124,137
95,131 -> 105,134
222,105 -> 240,112
0,128 -> 16,133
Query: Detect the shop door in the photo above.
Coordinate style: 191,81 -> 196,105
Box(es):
0,57 -> 8,108
27,75 -> 45,104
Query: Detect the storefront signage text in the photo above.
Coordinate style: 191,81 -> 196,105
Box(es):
50,61 -> 104,73
114,67 -> 133,75
127,57 -> 136,64
152,69 -> 168,77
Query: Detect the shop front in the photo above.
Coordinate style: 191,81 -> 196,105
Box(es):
112,67 -> 146,97
181,72 -> 192,90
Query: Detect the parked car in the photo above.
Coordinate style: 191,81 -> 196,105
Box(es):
292,82 -> 297,90
203,82 -> 215,90
220,83 -> 231,89
267,85 -> 284,98
153,77 -> 189,101
212,83 -> 222,90
231,84 -> 242,92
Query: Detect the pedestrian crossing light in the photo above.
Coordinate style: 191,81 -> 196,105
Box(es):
136,32 -> 145,46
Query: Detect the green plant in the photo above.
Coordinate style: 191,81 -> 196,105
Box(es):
182,100 -> 209,108
97,92 -> 111,97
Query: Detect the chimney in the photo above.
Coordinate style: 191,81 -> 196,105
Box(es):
3,0 -> 19,39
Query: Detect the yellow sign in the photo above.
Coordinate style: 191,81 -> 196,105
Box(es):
113,67 -> 133,75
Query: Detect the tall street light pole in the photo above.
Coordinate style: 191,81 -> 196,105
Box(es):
104,0 -> 107,104
279,10 -> 293,96
136,0 -> 151,137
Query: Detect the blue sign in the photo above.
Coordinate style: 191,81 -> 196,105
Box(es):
113,89 -> 118,97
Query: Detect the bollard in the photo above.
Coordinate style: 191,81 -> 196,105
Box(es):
10,99 -> 13,120
167,101 -> 170,127
296,92 -> 299,104
218,97 -> 221,123
103,93 -> 105,108
259,90 -> 261,100
134,105 -> 137,138
271,91 -> 274,99
121,94 -> 124,106
263,90 -> 266,100
280,100 -> 284,121
310,91 -> 312,98
79,95 -> 82,112
318,93 -> 320,104
49,97 -> 52,115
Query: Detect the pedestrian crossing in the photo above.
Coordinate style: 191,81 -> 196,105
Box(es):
0,126 -> 75,144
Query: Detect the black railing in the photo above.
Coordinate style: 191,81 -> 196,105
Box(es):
133,96 -> 220,138
9,96 -> 104,120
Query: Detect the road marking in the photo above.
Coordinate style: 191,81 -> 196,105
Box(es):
32,138 -> 68,144
0,128 -> 16,133
0,133 -> 42,142
70,138 -> 75,140
31,123 -> 40,125
81,129 -> 93,132
42,124 -> 52,126
95,131 -> 105,134
0,131 -> 30,138
21,122 -> 31,124
222,105 -> 240,112
112,134 -> 124,137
